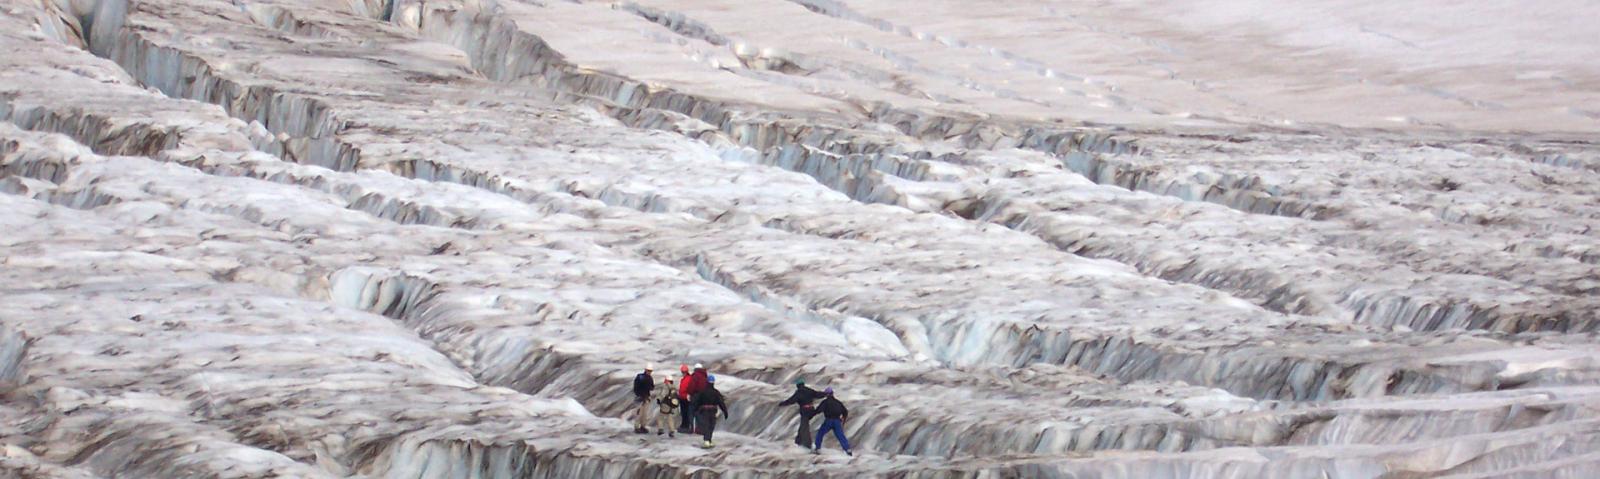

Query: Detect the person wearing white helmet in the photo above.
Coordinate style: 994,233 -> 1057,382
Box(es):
656,377 -> 680,437
631,363 -> 655,434
683,363 -> 709,433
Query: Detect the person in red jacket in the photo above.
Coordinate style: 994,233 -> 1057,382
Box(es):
686,363 -> 709,395
682,363 -> 709,432
676,364 -> 694,433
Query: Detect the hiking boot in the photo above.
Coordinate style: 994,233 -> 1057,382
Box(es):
668,432 -> 675,438
656,430 -> 663,435
846,450 -> 853,457
702,440 -> 713,449
810,448 -> 820,455
634,427 -> 648,434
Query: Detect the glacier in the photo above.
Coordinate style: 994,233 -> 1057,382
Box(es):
2,0 -> 1599,477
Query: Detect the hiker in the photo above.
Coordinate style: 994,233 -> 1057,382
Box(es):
687,363 -> 709,395
677,364 -> 694,433
777,377 -> 824,448
683,363 -> 709,432
631,364 -> 655,434
813,387 -> 851,456
656,377 -> 680,437
692,374 -> 729,448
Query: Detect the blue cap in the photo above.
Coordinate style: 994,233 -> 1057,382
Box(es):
824,387 -> 833,394
707,374 -> 716,383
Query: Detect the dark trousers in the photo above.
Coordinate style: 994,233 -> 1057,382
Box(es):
815,418 -> 850,451
794,406 -> 817,447
678,400 -> 693,432
697,407 -> 719,442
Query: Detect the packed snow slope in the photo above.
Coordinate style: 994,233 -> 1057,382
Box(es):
2,0 -> 1599,477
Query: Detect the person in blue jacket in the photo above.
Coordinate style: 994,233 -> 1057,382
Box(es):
631,364 -> 654,433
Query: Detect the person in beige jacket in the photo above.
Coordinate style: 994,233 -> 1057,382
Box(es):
655,377 -> 680,437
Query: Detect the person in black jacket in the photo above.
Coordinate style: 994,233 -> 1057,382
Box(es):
631,364 -> 655,434
777,378 -> 823,448
692,374 -> 730,448
812,387 -> 851,456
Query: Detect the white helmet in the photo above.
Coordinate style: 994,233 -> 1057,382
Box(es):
693,363 -> 704,369
645,363 -> 654,371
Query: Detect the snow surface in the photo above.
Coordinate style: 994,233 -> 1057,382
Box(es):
1,0 -> 1598,477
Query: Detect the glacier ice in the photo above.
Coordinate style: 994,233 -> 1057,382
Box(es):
2,0 -> 1599,477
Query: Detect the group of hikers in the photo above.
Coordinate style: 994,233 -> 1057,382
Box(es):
631,363 -> 852,455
